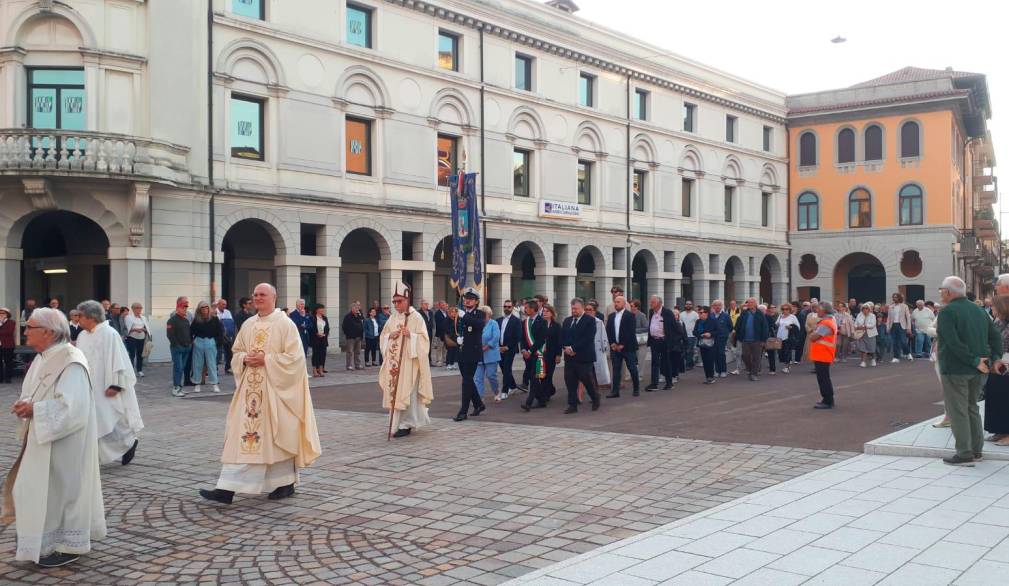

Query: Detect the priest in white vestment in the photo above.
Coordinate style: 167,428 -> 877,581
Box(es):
2,308 -> 106,568
74,300 -> 144,466
379,282 -> 434,438
200,283 -> 322,504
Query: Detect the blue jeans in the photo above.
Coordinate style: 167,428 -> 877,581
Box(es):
890,323 -> 910,359
611,349 -> 639,394
170,345 -> 190,387
474,361 -> 499,397
192,337 -> 219,384
914,332 -> 932,357
684,337 -> 697,368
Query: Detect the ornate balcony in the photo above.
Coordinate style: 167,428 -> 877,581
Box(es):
0,129 -> 190,184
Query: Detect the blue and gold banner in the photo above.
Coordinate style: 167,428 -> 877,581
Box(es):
449,171 -> 482,296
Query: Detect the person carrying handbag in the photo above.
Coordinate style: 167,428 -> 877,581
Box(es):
774,303 -> 800,374
124,302 -> 151,378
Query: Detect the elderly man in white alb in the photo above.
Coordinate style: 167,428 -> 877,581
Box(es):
200,283 -> 322,504
75,300 -> 144,466
2,308 -> 106,568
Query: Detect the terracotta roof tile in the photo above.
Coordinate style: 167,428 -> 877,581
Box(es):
788,89 -> 969,115
851,66 -> 981,88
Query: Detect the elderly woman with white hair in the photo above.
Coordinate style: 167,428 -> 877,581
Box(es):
476,305 -> 502,401
853,303 -> 878,367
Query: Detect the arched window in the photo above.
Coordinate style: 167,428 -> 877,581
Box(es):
864,125 -> 883,161
849,188 -> 872,228
899,184 -> 923,225
797,192 -> 819,231
837,128 -> 855,164
900,121 -> 921,158
799,132 -> 817,167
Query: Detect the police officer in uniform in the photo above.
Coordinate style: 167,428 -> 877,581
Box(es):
454,288 -> 487,422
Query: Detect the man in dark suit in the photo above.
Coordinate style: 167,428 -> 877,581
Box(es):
497,299 -> 522,398
561,298 -> 600,414
454,289 -> 487,422
606,295 -> 639,397
646,295 -> 682,391
519,299 -> 549,411
433,301 -> 448,367
419,299 -> 435,365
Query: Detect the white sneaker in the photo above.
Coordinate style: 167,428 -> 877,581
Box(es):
907,355 -> 914,362
171,386 -> 186,398
192,385 -> 202,394
718,372 -> 728,378
501,391 -> 509,400
212,384 -> 221,393
782,367 -> 790,373
670,376 -> 679,384
769,371 -> 776,376
138,371 -> 145,378
860,361 -> 866,368
870,359 -> 877,367
891,358 -> 899,364
930,356 -> 936,362
730,370 -> 739,376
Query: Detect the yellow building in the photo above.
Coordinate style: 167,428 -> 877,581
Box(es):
787,67 -> 998,303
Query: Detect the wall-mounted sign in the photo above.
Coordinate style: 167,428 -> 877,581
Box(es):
539,200 -> 581,220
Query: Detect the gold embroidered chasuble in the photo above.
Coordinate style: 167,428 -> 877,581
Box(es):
379,309 -> 434,411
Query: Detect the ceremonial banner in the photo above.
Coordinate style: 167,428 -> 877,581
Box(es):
449,171 -> 482,296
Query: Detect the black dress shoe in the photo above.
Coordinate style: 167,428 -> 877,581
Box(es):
645,385 -> 658,392
520,404 -> 531,412
471,404 -> 486,416
663,383 -> 674,390
605,393 -> 620,398
453,414 -> 467,422
36,552 -> 80,568
267,483 -> 295,500
516,384 -> 529,392
564,406 -> 577,414
591,402 -> 600,411
632,390 -> 640,396
121,439 -> 138,466
199,488 -> 234,504
392,428 -> 412,438
813,402 -> 834,410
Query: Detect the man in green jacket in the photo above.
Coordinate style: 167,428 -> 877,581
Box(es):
937,276 -> 1003,466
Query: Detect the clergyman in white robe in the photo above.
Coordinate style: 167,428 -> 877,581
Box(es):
76,320 -> 144,465
379,304 -> 434,436
2,342 -> 106,563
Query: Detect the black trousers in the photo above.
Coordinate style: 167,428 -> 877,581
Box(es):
0,348 -> 13,382
310,340 -> 327,368
522,355 -> 533,386
564,361 -> 599,408
815,361 -> 834,404
458,360 -> 485,415
523,357 -> 550,408
670,350 -> 683,376
650,343 -> 672,386
500,351 -> 517,391
610,349 -> 639,395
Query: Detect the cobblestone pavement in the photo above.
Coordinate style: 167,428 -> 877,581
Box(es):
0,368 -> 851,585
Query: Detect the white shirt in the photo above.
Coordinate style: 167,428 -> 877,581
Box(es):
123,314 -> 149,340
216,308 -> 234,321
681,310 -> 699,335
499,315 -> 509,344
912,307 -> 935,332
613,309 -> 624,336
775,314 -> 799,340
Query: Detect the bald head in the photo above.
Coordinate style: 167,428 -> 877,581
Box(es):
253,283 -> 278,316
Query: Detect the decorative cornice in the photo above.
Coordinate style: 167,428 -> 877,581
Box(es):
386,0 -> 785,124
22,178 -> 55,210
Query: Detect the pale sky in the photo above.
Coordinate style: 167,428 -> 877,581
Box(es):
575,0 -> 1006,222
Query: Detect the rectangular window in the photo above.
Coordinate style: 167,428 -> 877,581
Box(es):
230,95 -> 264,161
346,3 -> 373,48
761,192 -> 771,227
681,178 -> 693,217
633,170 -> 646,211
724,186 -> 734,222
28,68 -> 85,130
515,54 -> 533,91
437,134 -> 458,187
345,117 -> 372,175
683,103 -> 696,132
634,89 -> 648,121
762,126 -> 772,152
438,30 -> 459,71
577,160 -> 592,205
579,72 -> 595,107
725,115 -> 737,143
513,149 -> 530,196
232,0 -> 264,19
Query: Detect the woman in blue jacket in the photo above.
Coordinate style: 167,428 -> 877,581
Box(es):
693,306 -> 719,384
475,305 -> 502,401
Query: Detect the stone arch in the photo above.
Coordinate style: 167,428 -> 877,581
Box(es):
575,244 -> 606,301
759,254 -> 784,303
760,164 -> 779,190
216,38 -> 287,86
506,106 -> 546,142
723,255 -> 746,302
428,88 -> 475,127
7,1 -> 96,47
336,65 -> 391,109
681,252 -> 705,275
509,239 -> 548,301
508,239 -> 548,268
575,244 -> 607,274
330,218 -> 396,261
3,192 -> 125,249
423,232 -> 454,266
574,120 -> 606,155
631,133 -> 658,164
722,155 -> 743,180
215,208 -> 294,255
679,145 -> 704,173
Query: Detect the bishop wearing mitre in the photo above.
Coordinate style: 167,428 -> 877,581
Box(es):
3,308 -> 106,568
74,300 -> 144,466
199,283 -> 321,504
379,281 -> 434,438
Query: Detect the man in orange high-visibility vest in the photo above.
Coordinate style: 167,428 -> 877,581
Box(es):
809,301 -> 838,409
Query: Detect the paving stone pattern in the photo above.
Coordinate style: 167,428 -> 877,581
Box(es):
0,371 -> 850,585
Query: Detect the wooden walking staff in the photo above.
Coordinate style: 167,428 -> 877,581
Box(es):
386,283 -> 413,441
